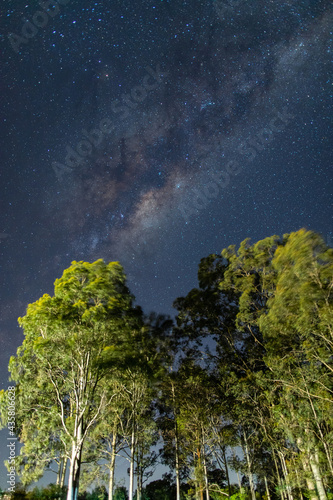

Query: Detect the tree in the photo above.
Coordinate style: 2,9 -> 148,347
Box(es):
173,229 -> 333,500
122,313 -> 174,500
157,372 -> 190,500
1,260 -> 143,500
259,229 -> 333,499
78,378 -> 131,500
173,237 -> 276,500
79,312 -> 173,500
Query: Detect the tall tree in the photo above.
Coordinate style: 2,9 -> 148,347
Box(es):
259,229 -> 333,499
2,260 -> 143,500
173,229 -> 333,499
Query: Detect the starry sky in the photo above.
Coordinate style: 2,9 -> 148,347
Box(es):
0,0 -> 332,487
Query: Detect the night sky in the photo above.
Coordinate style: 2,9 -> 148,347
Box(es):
0,0 -> 332,487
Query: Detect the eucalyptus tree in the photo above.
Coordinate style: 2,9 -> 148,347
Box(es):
173,236 -> 279,498
152,312 -> 193,500
0,379 -> 68,487
157,372 -> 191,500
77,382 -> 129,500
1,259 -> 144,500
173,229 -> 333,499
259,229 -> 333,499
99,312 -> 173,500
179,364 -> 218,500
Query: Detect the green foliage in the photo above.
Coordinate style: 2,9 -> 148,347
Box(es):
229,493 -> 249,500
143,477 -> 176,499
113,486 -> 128,500
173,228 -> 333,500
0,485 -> 67,500
2,230 -> 332,500
2,260 -> 147,499
81,486 -> 108,500
28,484 -> 67,500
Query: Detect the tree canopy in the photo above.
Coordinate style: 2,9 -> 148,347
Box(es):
1,230 -> 332,500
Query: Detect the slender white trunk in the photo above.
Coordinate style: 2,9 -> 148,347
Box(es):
320,438 -> 333,477
306,390 -> 333,476
297,437 -> 319,500
108,465 -> 114,500
264,476 -> 271,500
58,457 -> 68,489
309,451 -> 327,500
59,458 -> 67,489
303,424 -> 327,500
67,442 -> 81,500
197,446 -> 204,500
302,374 -> 333,476
56,458 -> 62,486
175,419 -> 181,500
67,405 -> 83,500
203,460 -> 210,500
137,444 -> 142,500
243,432 -> 256,500
129,426 -> 135,500
272,450 -> 286,500
236,471 -> 242,494
108,432 -> 117,500
201,429 -> 209,500
194,450 -> 200,500
301,456 -> 319,500
279,452 -> 293,500
67,447 -> 75,500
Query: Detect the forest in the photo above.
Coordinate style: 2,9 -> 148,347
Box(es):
0,228 -> 332,500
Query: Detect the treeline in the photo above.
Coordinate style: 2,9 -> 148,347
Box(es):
0,229 -> 332,500
0,480 -> 233,500
0,484 -> 126,500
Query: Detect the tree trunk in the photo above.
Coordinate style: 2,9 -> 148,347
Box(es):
264,476 -> 271,500
171,383 -> 181,500
129,426 -> 136,500
108,431 -> 117,500
56,462 -> 60,486
272,449 -> 286,500
243,432 -> 256,500
67,441 -> 82,500
201,426 -> 209,500
309,451 -> 327,500
194,450 -> 201,500
57,457 -> 67,489
305,376 -> 333,476
297,437 -> 319,500
279,452 -> 293,500
236,471 -> 243,496
175,418 -> 181,500
303,423 -> 327,500
197,446 -> 204,500
136,443 -> 143,500
60,458 -> 67,488
320,437 -> 333,477
222,446 -> 231,498
56,457 -> 63,486
293,460 -> 304,500
301,455 -> 319,500
203,455 -> 210,500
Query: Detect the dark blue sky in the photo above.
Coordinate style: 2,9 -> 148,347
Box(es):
0,0 -> 332,488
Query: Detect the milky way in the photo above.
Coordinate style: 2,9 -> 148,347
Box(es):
0,0 -> 332,486
0,0 -> 332,378
46,3 -> 332,268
